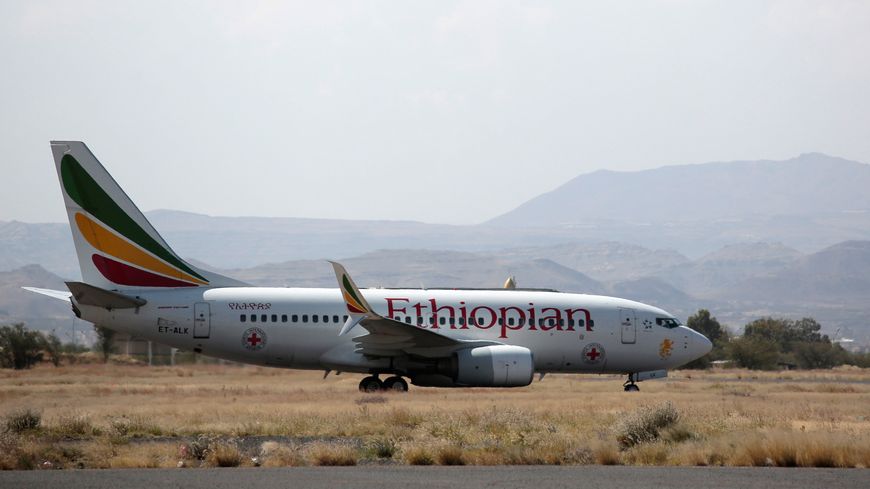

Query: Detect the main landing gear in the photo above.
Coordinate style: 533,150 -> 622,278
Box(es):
623,373 -> 640,392
358,375 -> 409,393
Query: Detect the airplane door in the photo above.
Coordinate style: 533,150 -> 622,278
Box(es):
194,302 -> 211,339
619,307 -> 636,344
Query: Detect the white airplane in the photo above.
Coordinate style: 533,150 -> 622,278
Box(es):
26,141 -> 712,392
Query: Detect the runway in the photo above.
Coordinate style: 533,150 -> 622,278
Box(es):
1,466 -> 867,489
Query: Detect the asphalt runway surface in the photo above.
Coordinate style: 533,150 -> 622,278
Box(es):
1,466 -> 867,489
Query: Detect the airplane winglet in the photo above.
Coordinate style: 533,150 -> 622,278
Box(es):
329,261 -> 376,336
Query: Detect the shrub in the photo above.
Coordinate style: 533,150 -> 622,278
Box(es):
306,443 -> 357,466
54,414 -> 96,438
185,435 -> 213,460
615,402 -> 679,450
205,441 -> 242,467
554,445 -> 594,465
5,409 -> 41,433
592,442 -> 622,465
436,445 -> 466,465
404,445 -> 434,465
367,437 -> 397,459
260,442 -> 305,467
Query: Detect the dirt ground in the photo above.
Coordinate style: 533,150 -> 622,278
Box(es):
1,364 -> 868,468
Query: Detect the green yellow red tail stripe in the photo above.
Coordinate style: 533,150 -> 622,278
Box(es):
61,154 -> 207,284
60,152 -> 207,288
75,213 -> 207,285
341,275 -> 369,314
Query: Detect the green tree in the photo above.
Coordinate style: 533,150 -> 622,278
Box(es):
743,317 -> 827,353
737,317 -> 842,370
792,341 -> 846,369
681,309 -> 730,369
43,332 -> 62,367
0,323 -> 45,370
728,335 -> 779,370
93,326 -> 116,363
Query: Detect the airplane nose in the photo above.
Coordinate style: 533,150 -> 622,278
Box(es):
692,330 -> 713,359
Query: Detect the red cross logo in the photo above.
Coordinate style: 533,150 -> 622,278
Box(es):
242,328 -> 266,350
582,342 -> 604,364
586,347 -> 601,361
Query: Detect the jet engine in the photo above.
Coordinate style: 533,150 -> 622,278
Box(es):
452,345 -> 534,387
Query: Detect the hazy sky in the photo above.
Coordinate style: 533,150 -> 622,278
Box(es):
2,1 -> 868,225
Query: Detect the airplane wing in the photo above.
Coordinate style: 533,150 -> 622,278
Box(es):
21,287 -> 72,302
329,261 -> 498,357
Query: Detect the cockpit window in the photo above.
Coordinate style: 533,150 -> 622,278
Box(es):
656,317 -> 681,329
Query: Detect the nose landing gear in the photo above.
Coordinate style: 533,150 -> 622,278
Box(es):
623,373 -> 640,392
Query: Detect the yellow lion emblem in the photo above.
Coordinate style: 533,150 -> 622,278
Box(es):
659,339 -> 674,359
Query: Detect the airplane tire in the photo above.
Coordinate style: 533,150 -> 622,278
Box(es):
383,376 -> 409,392
359,376 -> 383,393
624,384 -> 640,392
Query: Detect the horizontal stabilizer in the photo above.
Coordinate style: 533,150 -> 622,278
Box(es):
21,287 -> 73,302
65,281 -> 147,309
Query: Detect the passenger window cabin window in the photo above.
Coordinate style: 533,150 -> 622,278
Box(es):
240,315 -> 246,322
459,317 -> 465,326
405,317 -> 411,324
439,317 -> 446,326
292,314 -> 298,322
313,315 -> 318,323
251,315 -> 257,323
323,315 -> 328,323
261,314 -> 267,322
271,314 -> 277,322
343,315 -> 348,322
302,314 -> 308,323
333,315 -> 339,323
281,314 -> 287,322
449,317 -> 455,326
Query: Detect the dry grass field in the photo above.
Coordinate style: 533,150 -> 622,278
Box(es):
1,363 -> 869,469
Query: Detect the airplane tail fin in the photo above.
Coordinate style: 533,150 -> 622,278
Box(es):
50,141 -> 244,290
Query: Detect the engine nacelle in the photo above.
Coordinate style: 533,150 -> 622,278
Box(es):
453,345 -> 534,387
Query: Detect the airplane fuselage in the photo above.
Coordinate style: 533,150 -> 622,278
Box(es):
80,286 -> 705,377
